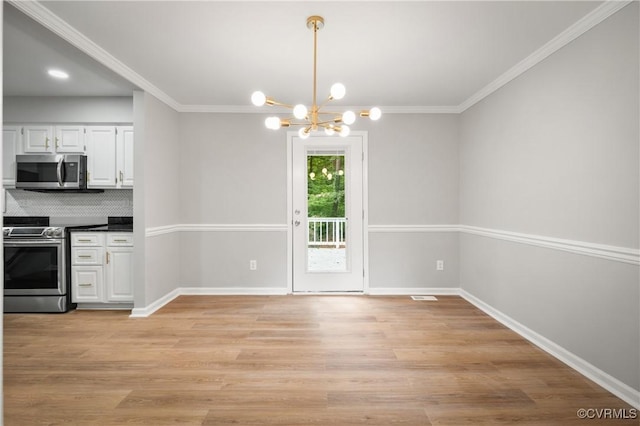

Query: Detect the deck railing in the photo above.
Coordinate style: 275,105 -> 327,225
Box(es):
308,217 -> 346,248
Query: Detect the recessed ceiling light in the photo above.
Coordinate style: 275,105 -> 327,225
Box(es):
47,69 -> 69,79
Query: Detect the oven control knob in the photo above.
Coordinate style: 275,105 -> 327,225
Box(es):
44,228 -> 63,238
3,229 -> 9,237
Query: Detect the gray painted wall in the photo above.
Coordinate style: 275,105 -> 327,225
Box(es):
176,113 -> 289,289
176,112 -> 460,290
459,3 -> 639,391
134,91 -> 181,307
4,96 -> 133,124
366,114 -> 459,225
178,113 -> 287,225
364,113 -> 459,289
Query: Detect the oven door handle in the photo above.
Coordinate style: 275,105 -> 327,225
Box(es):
4,239 -> 64,247
56,157 -> 64,187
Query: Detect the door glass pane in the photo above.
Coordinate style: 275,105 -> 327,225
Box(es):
307,154 -> 347,272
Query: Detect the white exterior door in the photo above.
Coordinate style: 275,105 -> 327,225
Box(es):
291,133 -> 366,292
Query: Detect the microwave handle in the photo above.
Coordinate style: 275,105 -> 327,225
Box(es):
56,157 -> 64,187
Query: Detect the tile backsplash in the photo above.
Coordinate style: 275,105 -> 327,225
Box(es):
4,189 -> 133,217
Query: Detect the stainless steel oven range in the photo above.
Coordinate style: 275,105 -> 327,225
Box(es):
4,217 -> 72,313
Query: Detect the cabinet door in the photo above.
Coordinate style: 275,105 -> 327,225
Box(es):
23,126 -> 53,153
86,126 -> 117,188
55,126 -> 85,153
2,126 -> 20,187
106,247 -> 133,302
72,266 -> 104,303
116,126 -> 134,188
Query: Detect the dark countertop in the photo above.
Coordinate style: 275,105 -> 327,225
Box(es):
67,216 -> 133,233
69,225 -> 133,232
70,224 -> 133,232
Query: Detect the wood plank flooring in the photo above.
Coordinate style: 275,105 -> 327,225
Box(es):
4,295 -> 636,425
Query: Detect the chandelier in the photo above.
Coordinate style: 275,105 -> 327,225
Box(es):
251,15 -> 381,139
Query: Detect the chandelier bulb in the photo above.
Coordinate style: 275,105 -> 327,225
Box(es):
324,126 -> 335,136
293,104 -> 308,120
330,83 -> 346,100
342,110 -> 356,125
298,127 -> 311,139
252,91 -> 267,107
265,116 -> 281,130
339,125 -> 350,137
369,107 -> 382,121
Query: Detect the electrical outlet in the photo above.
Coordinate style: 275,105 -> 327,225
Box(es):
249,260 -> 257,270
436,260 -> 444,271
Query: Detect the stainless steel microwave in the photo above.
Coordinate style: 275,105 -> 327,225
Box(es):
15,154 -> 87,190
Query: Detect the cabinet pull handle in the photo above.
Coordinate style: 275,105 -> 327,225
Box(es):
106,252 -> 110,264
78,255 -> 92,258
120,171 -> 124,182
87,171 -> 91,182
113,239 -> 128,242
78,239 -> 92,242
45,137 -> 50,150
55,137 -> 60,149
79,283 -> 92,287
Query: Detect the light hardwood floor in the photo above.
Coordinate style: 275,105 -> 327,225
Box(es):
4,295 -> 636,425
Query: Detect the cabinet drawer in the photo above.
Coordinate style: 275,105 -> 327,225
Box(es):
72,233 -> 105,246
107,233 -> 133,247
72,266 -> 103,303
72,247 -> 104,265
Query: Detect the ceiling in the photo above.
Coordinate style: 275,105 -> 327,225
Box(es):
4,1 -> 612,112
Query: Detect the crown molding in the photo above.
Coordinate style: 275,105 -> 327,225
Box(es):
7,0 -> 181,111
11,0 -> 632,115
179,105 -> 461,114
457,0 -> 633,113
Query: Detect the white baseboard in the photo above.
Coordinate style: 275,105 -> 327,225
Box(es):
367,287 -> 460,296
129,288 -> 180,318
459,289 -> 640,409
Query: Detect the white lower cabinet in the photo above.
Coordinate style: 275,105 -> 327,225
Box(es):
71,232 -> 133,307
105,246 -> 134,302
72,266 -> 103,303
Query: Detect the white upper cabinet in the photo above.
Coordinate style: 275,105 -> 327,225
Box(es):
6,123 -> 133,189
22,125 -> 53,153
86,126 -> 117,188
86,125 -> 134,189
54,125 -> 85,153
22,125 -> 85,154
2,126 -> 20,187
117,126 -> 134,188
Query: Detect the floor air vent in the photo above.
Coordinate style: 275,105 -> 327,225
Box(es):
411,296 -> 438,301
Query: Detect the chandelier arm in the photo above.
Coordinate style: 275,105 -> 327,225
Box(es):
316,111 -> 344,116
316,96 -> 336,111
312,17 -> 318,115
316,119 -> 343,126
266,99 -> 295,109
